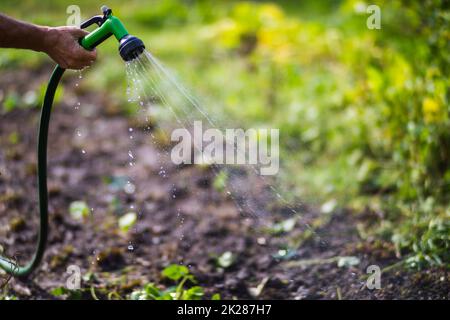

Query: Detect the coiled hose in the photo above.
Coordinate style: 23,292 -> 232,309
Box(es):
0,65 -> 65,276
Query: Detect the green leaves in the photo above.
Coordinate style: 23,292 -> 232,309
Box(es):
181,286 -> 204,300
50,287 -> 82,300
162,264 -> 190,281
130,264 -> 219,300
3,92 -> 20,113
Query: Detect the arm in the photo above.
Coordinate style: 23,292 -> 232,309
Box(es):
0,13 -> 96,69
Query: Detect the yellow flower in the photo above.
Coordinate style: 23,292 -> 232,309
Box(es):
422,97 -> 443,124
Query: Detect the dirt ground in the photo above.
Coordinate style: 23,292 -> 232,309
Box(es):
0,65 -> 448,300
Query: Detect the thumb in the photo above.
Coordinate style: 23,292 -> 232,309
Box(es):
67,27 -> 90,39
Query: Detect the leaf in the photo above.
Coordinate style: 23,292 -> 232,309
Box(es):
2,92 -> 19,113
69,201 -> 89,220
337,256 -> 360,268
50,287 -> 82,300
217,251 -> 235,268
144,283 -> 162,299
182,286 -> 204,300
118,212 -> 137,232
211,293 -> 221,300
50,287 -> 68,297
213,170 -> 228,192
162,264 -> 190,281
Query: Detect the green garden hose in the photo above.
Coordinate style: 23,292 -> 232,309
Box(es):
0,6 -> 144,277
0,66 -> 64,276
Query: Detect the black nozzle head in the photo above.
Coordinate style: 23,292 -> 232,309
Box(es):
119,35 -> 145,61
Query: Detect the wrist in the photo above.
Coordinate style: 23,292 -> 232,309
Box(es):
34,26 -> 53,53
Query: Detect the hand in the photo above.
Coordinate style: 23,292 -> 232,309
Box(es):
43,26 -> 97,70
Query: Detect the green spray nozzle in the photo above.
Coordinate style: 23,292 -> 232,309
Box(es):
80,6 -> 145,61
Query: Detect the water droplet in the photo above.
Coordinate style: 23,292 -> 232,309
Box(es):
124,181 -> 136,194
128,245 -> 134,251
128,150 -> 134,159
81,149 -> 86,154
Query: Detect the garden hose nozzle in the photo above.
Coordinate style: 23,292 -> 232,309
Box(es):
80,5 -> 145,61
0,6 -> 145,277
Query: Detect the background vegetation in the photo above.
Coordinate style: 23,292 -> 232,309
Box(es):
0,0 -> 448,272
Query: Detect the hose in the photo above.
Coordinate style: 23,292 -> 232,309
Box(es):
0,65 -> 65,276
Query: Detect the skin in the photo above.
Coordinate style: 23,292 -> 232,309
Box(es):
0,13 -> 96,69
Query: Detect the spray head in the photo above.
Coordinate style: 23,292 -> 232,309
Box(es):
119,35 -> 145,61
80,6 -> 145,61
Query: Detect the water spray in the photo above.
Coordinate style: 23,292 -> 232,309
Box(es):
0,6 -> 145,276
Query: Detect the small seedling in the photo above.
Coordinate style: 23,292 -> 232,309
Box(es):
118,212 -> 137,232
51,287 -> 83,300
130,264 -> 219,300
216,251 -> 235,269
69,201 -> 90,220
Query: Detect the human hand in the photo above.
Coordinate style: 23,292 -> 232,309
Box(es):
43,26 -> 97,70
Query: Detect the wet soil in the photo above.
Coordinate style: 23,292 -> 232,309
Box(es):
0,66 -> 448,300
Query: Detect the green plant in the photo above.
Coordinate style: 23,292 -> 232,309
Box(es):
213,170 -> 228,193
2,92 -> 20,113
392,201 -> 450,269
129,264 -> 219,300
118,212 -> 137,232
50,287 -> 83,300
69,201 -> 90,221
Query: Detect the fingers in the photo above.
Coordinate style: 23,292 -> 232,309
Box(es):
82,47 -> 97,62
66,27 -> 89,39
45,26 -> 98,70
59,48 -> 96,70
69,34 -> 97,69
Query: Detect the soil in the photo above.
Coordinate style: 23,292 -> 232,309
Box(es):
0,65 -> 448,300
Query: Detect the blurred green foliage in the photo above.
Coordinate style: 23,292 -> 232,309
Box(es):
0,0 -> 448,268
